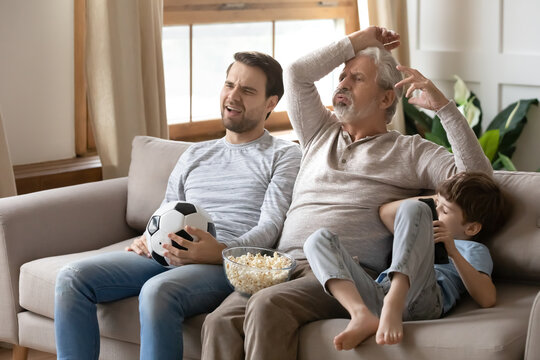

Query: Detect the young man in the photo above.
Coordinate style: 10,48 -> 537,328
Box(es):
201,27 -> 493,360
304,172 -> 508,350
54,52 -> 301,360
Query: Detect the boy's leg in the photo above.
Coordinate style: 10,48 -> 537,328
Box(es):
377,200 -> 443,344
139,263 -> 233,360
327,279 -> 380,350
55,251 -> 166,360
304,228 -> 386,350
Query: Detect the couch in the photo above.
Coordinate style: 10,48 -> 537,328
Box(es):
1,135 -> 539,360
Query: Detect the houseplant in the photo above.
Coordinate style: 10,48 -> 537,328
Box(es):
403,76 -> 538,171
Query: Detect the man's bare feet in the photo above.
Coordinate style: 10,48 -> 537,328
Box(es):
334,307 -> 379,351
376,297 -> 404,345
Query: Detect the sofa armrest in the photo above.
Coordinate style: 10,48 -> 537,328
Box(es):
0,178 -> 138,344
525,290 -> 540,360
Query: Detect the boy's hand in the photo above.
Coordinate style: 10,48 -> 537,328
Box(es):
433,220 -> 458,258
162,226 -> 227,266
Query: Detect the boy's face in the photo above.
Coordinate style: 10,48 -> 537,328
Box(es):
436,194 -> 479,240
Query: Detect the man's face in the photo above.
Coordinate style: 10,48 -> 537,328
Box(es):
333,55 -> 386,123
220,62 -> 276,134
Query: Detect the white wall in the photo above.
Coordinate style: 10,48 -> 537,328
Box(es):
408,0 -> 540,171
0,0 -> 539,171
0,0 -> 75,166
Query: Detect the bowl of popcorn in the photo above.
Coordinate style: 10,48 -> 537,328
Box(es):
222,246 -> 296,296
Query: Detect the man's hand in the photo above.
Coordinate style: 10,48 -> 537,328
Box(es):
125,234 -> 151,258
163,226 -> 227,266
433,220 -> 458,258
348,26 -> 401,53
395,65 -> 450,111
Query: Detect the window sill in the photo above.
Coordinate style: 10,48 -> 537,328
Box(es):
13,156 -> 103,195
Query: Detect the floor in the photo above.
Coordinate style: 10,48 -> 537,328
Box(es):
0,347 -> 55,360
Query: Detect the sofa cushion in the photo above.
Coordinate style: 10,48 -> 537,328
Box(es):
298,282 -> 539,360
19,239 -> 135,320
491,171 -> 540,282
126,136 -> 192,232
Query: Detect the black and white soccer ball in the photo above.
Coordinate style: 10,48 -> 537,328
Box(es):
143,201 -> 216,266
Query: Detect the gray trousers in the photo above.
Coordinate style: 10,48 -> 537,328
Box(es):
304,199 -> 443,321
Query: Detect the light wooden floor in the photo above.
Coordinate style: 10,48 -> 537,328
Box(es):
0,347 -> 55,360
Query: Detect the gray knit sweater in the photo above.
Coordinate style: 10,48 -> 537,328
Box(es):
164,130 -> 302,249
279,37 -> 492,274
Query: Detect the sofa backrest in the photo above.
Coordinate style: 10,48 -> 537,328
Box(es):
126,137 -> 540,283
489,171 -> 540,283
126,136 -> 191,232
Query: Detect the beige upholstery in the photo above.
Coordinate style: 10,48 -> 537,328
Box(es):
1,135 -> 539,359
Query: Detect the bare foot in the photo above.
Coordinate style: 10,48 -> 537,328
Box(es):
334,307 -> 379,351
376,298 -> 403,345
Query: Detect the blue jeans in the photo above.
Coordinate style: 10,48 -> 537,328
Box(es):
305,200 -> 443,321
54,251 -> 233,360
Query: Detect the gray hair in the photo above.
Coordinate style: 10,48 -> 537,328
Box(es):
355,47 -> 403,124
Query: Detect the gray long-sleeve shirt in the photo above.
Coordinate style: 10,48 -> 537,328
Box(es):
279,37 -> 492,274
164,130 -> 302,249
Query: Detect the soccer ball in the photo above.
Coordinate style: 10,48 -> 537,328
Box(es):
143,201 -> 216,266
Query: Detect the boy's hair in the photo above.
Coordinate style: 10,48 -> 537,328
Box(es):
437,172 -> 510,241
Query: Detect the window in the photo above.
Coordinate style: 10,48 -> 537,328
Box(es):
74,1 -> 360,153
163,0 -> 359,141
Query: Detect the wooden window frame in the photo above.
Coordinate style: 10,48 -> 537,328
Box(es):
74,0 -> 360,149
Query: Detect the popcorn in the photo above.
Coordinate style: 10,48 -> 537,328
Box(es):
224,251 -> 293,295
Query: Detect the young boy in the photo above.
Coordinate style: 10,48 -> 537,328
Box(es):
304,172 -> 508,351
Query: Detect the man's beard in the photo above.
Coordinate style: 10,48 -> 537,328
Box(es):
221,109 -> 260,134
333,88 -> 357,123
333,88 -> 378,123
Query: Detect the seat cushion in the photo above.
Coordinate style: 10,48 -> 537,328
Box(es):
19,238 -> 206,357
298,282 -> 539,360
19,239 -> 134,320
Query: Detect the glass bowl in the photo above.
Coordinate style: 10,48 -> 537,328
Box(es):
222,246 -> 296,296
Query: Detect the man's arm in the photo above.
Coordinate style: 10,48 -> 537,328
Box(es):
434,222 -> 496,308
396,66 -> 493,189
285,27 -> 400,148
232,145 -> 302,247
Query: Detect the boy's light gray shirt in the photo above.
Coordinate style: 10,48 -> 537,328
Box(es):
281,37 -> 492,274
164,130 -> 301,249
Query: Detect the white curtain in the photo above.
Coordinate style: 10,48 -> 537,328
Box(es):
366,0 -> 410,134
0,110 -> 17,197
86,0 -> 168,179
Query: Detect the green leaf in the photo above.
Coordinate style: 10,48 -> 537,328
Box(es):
469,92 -> 483,137
497,152 -> 517,171
402,96 -> 433,136
430,116 -> 450,148
453,75 -> 471,105
487,98 -> 539,157
478,129 -> 500,162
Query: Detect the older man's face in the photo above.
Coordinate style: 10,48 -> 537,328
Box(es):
333,55 -> 386,123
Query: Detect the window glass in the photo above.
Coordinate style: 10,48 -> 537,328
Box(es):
191,22 -> 272,121
274,19 -> 346,111
162,26 -> 190,124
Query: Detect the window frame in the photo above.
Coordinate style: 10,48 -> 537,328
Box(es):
74,0 -> 360,151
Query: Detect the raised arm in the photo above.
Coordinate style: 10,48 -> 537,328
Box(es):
396,66 -> 493,188
285,26 -> 400,148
